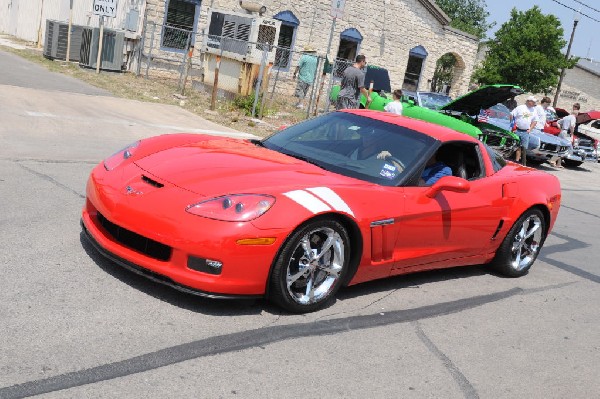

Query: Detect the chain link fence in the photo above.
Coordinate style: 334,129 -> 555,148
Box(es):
133,20 -> 359,120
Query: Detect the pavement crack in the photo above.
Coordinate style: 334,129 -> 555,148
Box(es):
413,321 -> 479,399
0,287 -> 523,399
17,163 -> 85,199
313,289 -> 400,322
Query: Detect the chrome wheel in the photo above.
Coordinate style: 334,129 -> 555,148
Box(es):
285,227 -> 345,306
509,213 -> 543,271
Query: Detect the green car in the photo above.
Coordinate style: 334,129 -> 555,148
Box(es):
330,67 -> 522,158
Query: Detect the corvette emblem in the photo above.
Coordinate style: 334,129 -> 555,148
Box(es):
124,185 -> 143,195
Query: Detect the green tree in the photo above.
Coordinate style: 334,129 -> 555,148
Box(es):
431,53 -> 457,92
435,0 -> 494,39
473,6 -> 578,93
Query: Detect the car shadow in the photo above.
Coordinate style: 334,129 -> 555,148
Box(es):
81,232 -> 499,316
336,264 -> 493,301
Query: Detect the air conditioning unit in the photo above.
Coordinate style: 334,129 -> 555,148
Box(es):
43,19 -> 86,62
204,9 -> 280,64
79,27 -> 125,71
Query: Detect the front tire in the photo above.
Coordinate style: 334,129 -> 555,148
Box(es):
269,219 -> 350,313
492,209 -> 546,277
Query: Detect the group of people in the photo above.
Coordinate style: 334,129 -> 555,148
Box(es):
332,54 -> 404,115
510,96 -> 580,167
295,52 -> 405,115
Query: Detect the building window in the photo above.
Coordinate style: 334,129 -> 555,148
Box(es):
273,11 -> 299,71
402,45 -> 428,91
162,0 -> 201,51
336,28 -> 362,62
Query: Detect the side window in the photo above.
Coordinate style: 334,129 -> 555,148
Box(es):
435,142 -> 485,180
484,144 -> 506,173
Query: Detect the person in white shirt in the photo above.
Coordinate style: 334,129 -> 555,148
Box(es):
384,89 -> 403,115
510,96 -> 539,166
558,104 -> 578,138
533,96 -> 551,132
552,103 -> 579,167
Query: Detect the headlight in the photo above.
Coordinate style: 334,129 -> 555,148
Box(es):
186,194 -> 275,222
103,141 -> 140,171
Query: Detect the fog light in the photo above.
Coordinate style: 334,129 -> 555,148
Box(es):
188,256 -> 222,275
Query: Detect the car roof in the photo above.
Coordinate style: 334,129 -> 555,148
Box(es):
341,109 -> 480,144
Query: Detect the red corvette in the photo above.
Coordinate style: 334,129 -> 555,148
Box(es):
81,110 -> 561,312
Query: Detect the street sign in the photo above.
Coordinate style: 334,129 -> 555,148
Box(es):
92,0 -> 117,18
330,0 -> 345,19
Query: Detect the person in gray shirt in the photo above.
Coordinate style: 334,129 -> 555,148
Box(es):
336,55 -> 372,110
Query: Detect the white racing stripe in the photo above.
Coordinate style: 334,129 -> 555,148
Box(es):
307,187 -> 355,216
284,187 -> 354,216
283,190 -> 331,214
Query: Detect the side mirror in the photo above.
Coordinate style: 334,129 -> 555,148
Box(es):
424,176 -> 470,198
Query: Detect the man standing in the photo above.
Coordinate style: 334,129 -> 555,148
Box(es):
293,46 -> 319,109
335,55 -> 371,110
558,103 -> 578,139
533,96 -> 551,133
510,96 -> 538,166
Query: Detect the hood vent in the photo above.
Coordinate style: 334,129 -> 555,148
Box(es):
141,175 -> 164,188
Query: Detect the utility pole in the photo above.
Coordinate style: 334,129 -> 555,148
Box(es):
553,14 -> 580,107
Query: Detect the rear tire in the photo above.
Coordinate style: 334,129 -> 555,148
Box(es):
492,209 -> 546,277
269,219 -> 350,313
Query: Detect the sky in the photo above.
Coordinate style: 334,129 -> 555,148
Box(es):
485,0 -> 600,61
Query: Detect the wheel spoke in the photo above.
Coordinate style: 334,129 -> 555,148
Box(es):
314,235 -> 334,261
317,264 -> 342,278
287,269 -> 306,287
524,220 -> 541,239
300,236 -> 312,257
305,273 -> 315,302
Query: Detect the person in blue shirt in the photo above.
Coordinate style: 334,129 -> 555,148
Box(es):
419,153 -> 452,186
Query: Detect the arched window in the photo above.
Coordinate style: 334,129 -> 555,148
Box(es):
402,45 -> 428,91
273,10 -> 300,70
336,28 -> 363,62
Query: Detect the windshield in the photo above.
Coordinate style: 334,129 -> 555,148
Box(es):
418,92 -> 452,110
486,103 -> 511,121
263,112 -> 436,186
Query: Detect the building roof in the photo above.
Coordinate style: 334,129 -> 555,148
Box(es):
416,0 -> 451,25
577,59 -> 600,78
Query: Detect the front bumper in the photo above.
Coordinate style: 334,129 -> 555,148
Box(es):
81,165 -> 285,297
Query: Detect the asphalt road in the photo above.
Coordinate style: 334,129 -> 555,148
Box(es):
1,49 -> 599,399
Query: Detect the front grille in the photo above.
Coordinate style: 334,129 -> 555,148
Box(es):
97,212 -> 172,261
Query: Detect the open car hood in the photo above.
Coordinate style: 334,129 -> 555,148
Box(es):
441,85 -> 524,116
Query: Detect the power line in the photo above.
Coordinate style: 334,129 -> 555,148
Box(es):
550,0 -> 600,23
572,0 -> 600,14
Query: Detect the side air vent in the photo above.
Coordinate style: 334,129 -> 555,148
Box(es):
141,175 -> 164,188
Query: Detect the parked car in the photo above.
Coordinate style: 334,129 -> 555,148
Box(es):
543,107 -> 569,136
484,104 -> 574,166
544,108 -> 597,166
81,110 -> 561,313
573,118 -> 600,163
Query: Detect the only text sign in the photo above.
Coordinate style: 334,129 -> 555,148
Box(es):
93,0 -> 117,18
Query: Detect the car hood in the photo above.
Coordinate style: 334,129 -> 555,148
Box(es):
441,85 -> 524,116
134,138 -> 357,196
485,118 -> 569,147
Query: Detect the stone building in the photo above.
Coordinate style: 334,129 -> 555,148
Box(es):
144,0 -> 480,97
553,59 -> 600,111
